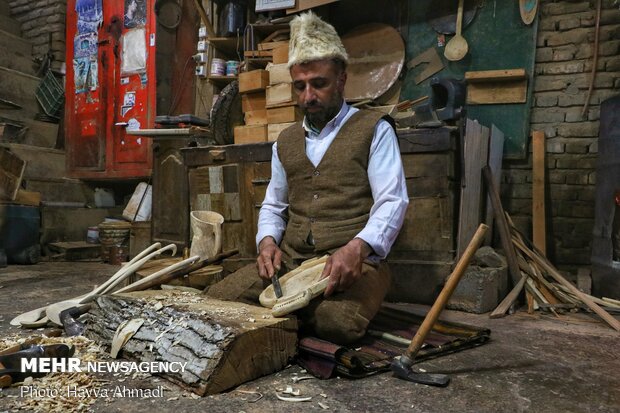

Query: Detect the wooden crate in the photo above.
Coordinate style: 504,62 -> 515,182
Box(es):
241,92 -> 266,112
267,122 -> 296,142
244,109 -> 268,125
234,125 -> 268,144
272,44 -> 289,64
267,63 -> 292,85
266,83 -> 295,107
267,105 -> 302,124
239,70 -> 269,93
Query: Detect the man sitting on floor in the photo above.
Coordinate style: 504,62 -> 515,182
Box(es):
207,12 -> 408,345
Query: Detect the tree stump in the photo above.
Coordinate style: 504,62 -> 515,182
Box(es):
86,290 -> 297,395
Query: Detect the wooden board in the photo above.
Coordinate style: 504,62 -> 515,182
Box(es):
285,0 -> 339,14
271,44 -> 289,64
484,125 -> 505,245
457,119 -> 489,258
393,196 -> 454,253
135,257 -> 224,289
467,79 -> 528,105
0,147 -> 26,201
86,291 -> 297,396
532,130 -> 546,255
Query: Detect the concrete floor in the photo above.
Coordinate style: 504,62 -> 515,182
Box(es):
0,262 -> 619,412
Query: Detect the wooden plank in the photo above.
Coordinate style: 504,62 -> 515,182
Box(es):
405,176 -> 454,198
87,291 -> 298,396
532,130 -> 546,256
397,127 -> 456,153
457,119 -> 489,258
392,197 -> 454,252
484,125 -> 505,245
271,44 -> 289,64
0,147 -> 26,200
244,50 -> 273,58
467,79 -> 527,105
258,40 -> 289,51
0,189 -> 41,206
482,165 -> 522,286
490,274 -> 527,318
401,153 -> 454,179
465,69 -> 527,82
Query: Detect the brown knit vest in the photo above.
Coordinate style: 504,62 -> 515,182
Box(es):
277,109 -> 387,259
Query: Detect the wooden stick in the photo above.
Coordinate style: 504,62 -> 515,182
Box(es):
512,237 -> 620,331
482,166 -> 521,285
582,0 -> 602,116
490,274 -> 527,318
404,224 -> 488,359
193,0 -> 216,39
532,130 -> 546,256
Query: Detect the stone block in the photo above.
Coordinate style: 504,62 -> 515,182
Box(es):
536,47 -> 554,62
558,17 -> 581,31
546,140 -> 565,154
605,55 -> 620,71
548,170 -> 566,184
531,109 -> 565,123
543,61 -> 585,75
552,45 -> 577,61
447,264 -> 508,314
549,184 -> 580,200
565,142 -> 589,154
565,108 -> 587,123
557,122 -> 599,137
534,75 -> 568,92
565,172 -> 589,184
542,2 -> 591,16
589,141 -> 598,154
554,156 -> 597,169
506,183 -> 532,199
558,93 -> 587,107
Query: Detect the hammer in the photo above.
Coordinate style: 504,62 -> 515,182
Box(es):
391,223 -> 488,386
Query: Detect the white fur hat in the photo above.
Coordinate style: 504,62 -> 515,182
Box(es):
287,12 -> 348,68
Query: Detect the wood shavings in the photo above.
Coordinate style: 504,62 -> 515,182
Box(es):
275,392 -> 312,402
291,375 -> 315,383
110,318 -> 144,358
248,318 -> 256,323
282,385 -> 300,396
235,389 -> 263,402
318,401 -> 329,409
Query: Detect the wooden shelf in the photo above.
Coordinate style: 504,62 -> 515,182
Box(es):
208,75 -> 238,85
249,24 -> 289,36
207,37 -> 243,57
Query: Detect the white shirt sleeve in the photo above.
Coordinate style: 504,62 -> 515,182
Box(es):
256,142 -> 289,250
355,119 -> 409,259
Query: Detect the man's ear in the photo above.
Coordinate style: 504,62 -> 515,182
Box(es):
337,71 -> 347,92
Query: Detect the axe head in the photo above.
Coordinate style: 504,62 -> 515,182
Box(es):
390,356 -> 450,387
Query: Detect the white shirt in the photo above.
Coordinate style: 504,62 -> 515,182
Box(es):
256,101 -> 409,259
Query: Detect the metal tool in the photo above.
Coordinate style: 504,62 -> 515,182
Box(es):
391,223 -> 488,386
272,267 -> 283,299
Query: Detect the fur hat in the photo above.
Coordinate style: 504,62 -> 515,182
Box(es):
287,12 -> 348,68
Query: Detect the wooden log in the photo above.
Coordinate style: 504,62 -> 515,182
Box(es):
86,291 -> 297,396
532,130 -> 546,256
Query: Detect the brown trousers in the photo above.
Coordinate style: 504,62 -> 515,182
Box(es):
205,256 -> 391,345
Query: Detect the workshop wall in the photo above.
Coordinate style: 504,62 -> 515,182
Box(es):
503,0 -> 620,270
7,0 -> 66,71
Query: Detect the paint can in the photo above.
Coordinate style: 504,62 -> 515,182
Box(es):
86,226 -> 99,244
210,58 -> 226,76
225,60 -> 240,77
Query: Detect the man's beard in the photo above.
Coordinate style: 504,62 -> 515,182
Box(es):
301,94 -> 342,128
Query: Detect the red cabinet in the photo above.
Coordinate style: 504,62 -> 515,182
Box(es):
65,0 -> 156,179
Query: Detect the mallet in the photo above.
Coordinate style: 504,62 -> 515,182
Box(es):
391,223 -> 488,386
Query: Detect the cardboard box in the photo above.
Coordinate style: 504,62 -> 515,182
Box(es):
266,83 -> 295,107
267,105 -> 302,124
272,44 -> 289,65
268,122 -> 296,142
239,70 -> 269,93
267,63 -> 292,85
241,92 -> 266,112
234,125 -> 268,144
244,110 -> 268,126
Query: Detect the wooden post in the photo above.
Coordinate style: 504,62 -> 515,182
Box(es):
532,130 -> 546,256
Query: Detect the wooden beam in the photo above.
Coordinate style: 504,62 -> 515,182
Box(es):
465,69 -> 527,82
482,165 -> 521,286
532,130 -> 546,256
490,274 -> 527,318
484,125 -> 505,245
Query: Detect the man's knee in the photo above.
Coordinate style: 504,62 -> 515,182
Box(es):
303,301 -> 370,345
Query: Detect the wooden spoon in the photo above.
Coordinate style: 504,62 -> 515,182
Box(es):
444,0 -> 469,61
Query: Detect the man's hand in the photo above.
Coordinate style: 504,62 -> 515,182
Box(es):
322,238 -> 373,297
257,236 -> 283,280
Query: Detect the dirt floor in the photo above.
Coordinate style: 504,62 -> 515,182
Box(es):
0,261 -> 619,413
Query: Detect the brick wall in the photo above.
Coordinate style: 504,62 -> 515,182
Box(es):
8,0 -> 67,71
503,0 -> 620,271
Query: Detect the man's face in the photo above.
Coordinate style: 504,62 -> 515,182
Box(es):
290,60 -> 347,129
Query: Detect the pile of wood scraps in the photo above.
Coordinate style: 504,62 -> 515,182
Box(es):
491,214 -> 620,332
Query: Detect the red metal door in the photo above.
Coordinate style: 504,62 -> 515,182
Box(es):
66,0 -> 155,179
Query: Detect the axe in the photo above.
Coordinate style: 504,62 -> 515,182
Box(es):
391,223 -> 488,386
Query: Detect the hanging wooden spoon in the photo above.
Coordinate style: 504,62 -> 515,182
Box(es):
444,0 -> 469,61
